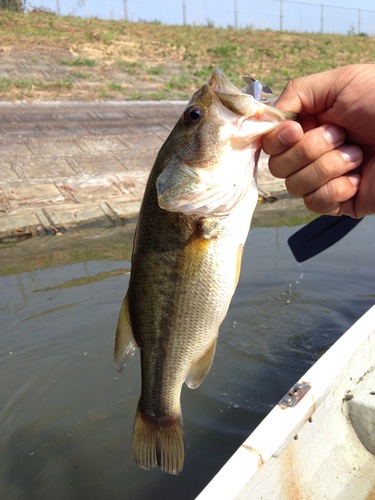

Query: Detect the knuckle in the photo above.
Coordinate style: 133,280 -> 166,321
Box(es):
298,135 -> 325,164
303,196 -> 320,213
285,174 -> 303,197
303,176 -> 357,215
268,155 -> 286,178
261,133 -> 274,155
303,189 -> 335,214
290,149 -> 349,196
308,155 -> 335,186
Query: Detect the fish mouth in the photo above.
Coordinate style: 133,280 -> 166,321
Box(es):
208,68 -> 289,123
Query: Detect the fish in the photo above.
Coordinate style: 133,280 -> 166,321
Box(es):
114,68 -> 292,475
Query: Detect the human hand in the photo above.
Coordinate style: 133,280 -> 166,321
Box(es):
262,64 -> 375,218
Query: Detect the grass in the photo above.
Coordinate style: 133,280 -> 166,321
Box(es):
117,60 -> 143,72
0,11 -> 374,100
70,71 -> 90,79
59,57 -> 97,67
0,77 -> 72,90
107,81 -> 123,92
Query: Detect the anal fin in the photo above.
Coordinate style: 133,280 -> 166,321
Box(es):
185,338 -> 217,389
114,292 -> 138,372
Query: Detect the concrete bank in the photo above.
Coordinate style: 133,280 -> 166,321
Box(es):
0,101 -> 306,242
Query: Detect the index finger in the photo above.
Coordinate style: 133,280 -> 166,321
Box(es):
262,120 -> 303,156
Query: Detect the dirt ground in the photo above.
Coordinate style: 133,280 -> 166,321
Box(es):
1,12 -> 374,102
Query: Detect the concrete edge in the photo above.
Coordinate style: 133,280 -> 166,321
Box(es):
0,196 -> 310,243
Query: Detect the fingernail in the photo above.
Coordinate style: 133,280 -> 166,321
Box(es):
347,173 -> 361,188
278,122 -> 302,146
323,125 -> 345,147
340,145 -> 363,165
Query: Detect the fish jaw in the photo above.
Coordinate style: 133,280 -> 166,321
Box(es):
156,69 -> 288,217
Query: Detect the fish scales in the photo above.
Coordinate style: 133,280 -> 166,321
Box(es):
114,68 -> 292,475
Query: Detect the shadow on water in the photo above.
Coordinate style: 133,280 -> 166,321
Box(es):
0,212 -> 374,499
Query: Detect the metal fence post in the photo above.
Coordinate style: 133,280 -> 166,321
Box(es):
280,0 -> 283,31
183,0 -> 186,25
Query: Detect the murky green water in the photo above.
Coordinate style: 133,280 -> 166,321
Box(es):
1,217 -> 374,499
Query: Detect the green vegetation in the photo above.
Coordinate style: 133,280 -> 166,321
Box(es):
59,57 -> 97,67
0,77 -> 72,91
0,11 -> 374,100
117,59 -> 143,73
107,81 -> 123,92
0,227 -> 134,276
0,0 -> 23,12
70,71 -> 90,79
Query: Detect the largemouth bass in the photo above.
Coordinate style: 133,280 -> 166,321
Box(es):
114,68 -> 291,475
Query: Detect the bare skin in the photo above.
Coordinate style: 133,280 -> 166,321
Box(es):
262,64 -> 375,218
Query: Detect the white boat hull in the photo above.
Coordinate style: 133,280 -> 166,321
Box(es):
197,304 -> 375,499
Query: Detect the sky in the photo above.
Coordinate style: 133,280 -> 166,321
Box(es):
30,0 -> 375,35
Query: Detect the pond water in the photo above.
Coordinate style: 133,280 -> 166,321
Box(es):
1,216 -> 374,500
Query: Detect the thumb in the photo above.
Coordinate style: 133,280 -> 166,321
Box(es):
274,66 -> 350,115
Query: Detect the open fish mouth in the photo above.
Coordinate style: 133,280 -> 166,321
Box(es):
208,68 -> 287,121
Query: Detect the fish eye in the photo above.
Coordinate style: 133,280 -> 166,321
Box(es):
184,105 -> 203,125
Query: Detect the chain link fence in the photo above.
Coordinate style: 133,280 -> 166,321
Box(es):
7,0 -> 375,36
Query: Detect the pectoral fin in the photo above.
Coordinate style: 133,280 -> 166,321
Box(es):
114,292 -> 138,372
185,339 -> 217,389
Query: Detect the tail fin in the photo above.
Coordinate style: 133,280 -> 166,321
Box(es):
132,403 -> 185,475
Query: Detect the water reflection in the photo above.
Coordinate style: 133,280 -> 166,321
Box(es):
0,217 -> 374,499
